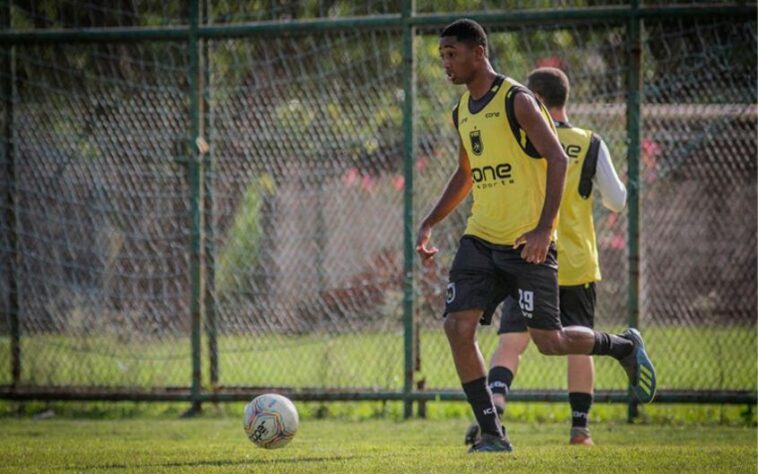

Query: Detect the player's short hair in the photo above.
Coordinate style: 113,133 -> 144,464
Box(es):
527,67 -> 570,109
440,19 -> 488,56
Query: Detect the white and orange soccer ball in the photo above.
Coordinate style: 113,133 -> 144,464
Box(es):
243,393 -> 299,449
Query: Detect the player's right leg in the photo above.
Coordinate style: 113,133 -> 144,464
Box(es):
444,237 -> 512,453
445,311 -> 511,452
465,295 -> 529,446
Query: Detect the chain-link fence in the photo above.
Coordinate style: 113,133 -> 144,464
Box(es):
0,1 -> 755,413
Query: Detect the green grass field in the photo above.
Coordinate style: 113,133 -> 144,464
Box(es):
1,326 -> 755,392
1,325 -> 755,473
1,416 -> 755,473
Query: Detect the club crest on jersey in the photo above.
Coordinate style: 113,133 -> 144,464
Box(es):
469,130 -> 483,156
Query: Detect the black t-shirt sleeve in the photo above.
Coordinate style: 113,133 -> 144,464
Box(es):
452,103 -> 459,130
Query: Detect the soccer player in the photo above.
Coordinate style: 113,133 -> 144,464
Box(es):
464,67 -> 629,447
416,19 -> 656,453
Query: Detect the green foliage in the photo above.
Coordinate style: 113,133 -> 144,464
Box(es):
216,175 -> 275,299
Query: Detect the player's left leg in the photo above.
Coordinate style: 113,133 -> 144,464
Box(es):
513,248 -> 656,403
490,331 -> 530,411
528,326 -> 656,403
490,297 -> 531,411
561,283 -> 596,445
567,355 -> 594,445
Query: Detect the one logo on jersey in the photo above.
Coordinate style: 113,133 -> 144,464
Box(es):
446,282 -> 456,304
562,143 -> 582,160
472,163 -> 512,183
469,130 -> 483,156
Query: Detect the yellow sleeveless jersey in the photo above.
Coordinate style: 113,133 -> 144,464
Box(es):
453,76 -> 557,246
555,123 -> 603,286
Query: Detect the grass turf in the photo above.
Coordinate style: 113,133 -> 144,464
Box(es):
0,326 -> 755,392
0,416 -> 755,473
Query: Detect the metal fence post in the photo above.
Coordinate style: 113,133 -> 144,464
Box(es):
626,0 -> 642,422
402,0 -> 417,419
200,0 -> 219,394
0,0 -> 19,389
188,0 -> 204,415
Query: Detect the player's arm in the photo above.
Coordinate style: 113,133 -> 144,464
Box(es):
512,93 -> 568,264
594,140 -> 627,212
416,141 -> 473,264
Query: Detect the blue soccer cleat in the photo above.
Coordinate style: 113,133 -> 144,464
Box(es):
464,421 -> 480,446
467,433 -> 513,453
618,328 -> 657,403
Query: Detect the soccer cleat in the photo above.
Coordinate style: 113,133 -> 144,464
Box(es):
467,433 -> 513,453
569,434 -> 594,446
464,421 -> 480,446
569,427 -> 593,446
618,328 -> 657,403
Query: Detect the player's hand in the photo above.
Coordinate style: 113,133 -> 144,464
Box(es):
415,223 -> 439,266
514,227 -> 552,264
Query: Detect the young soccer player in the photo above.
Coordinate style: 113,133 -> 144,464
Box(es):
417,19 -> 656,453
464,67 -> 630,447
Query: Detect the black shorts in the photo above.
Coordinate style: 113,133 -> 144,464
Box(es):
498,282 -> 597,334
444,235 -> 560,330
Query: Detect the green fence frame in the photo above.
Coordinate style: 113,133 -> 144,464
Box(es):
0,1 -> 755,417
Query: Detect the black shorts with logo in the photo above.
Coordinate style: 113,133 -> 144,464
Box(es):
498,282 -> 596,334
444,235 -> 560,330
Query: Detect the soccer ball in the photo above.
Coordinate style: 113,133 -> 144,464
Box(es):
243,393 -> 299,449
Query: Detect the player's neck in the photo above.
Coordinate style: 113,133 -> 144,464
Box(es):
550,108 -> 568,123
466,65 -> 498,101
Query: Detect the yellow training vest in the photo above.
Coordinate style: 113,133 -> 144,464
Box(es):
555,124 -> 602,286
455,76 -> 557,245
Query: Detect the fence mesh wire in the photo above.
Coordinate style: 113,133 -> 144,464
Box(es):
0,41 -> 192,388
639,17 -> 757,390
415,0 -> 628,12
206,30 -> 405,389
209,0 -> 400,23
8,1 -> 187,28
0,2 -> 755,399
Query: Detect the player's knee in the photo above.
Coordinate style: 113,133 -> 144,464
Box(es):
535,342 -> 559,355
532,335 -> 562,355
443,314 -> 476,343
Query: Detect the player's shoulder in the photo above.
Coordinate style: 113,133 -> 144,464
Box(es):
503,77 -> 535,102
566,125 -> 593,138
505,80 -> 539,113
561,124 -> 604,144
503,76 -> 527,90
451,97 -> 463,129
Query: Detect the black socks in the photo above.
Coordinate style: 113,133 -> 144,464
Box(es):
591,331 -> 634,360
488,366 -> 514,399
569,392 -> 593,429
462,377 -> 503,438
